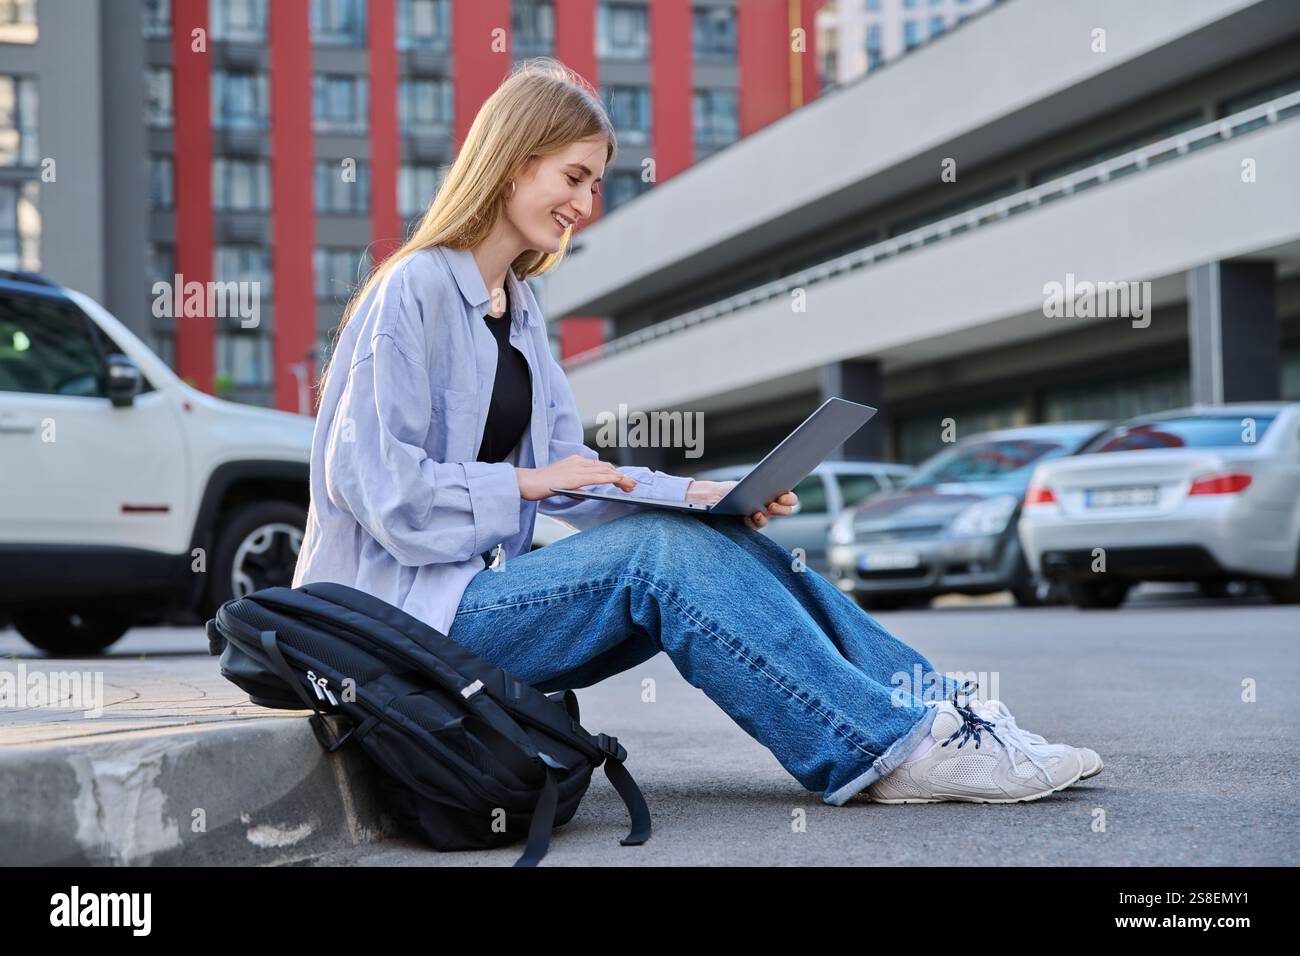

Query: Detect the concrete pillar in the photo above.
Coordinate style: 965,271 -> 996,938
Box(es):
1187,261 -> 1279,403
821,358 -> 887,460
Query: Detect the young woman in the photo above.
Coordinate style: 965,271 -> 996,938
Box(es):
293,58 -> 1100,807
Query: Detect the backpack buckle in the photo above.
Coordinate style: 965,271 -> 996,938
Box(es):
595,732 -> 626,763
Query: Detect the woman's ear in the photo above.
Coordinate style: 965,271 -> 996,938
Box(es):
513,155 -> 541,183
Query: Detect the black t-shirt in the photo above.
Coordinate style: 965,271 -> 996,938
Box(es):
475,284 -> 533,463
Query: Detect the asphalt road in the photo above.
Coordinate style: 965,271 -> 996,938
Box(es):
4,586 -> 1297,866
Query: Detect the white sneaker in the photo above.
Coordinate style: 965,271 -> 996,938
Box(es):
973,699 -> 1103,780
864,699 -> 1083,803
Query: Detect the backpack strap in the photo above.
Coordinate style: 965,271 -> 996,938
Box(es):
365,713 -> 560,868
512,766 -> 559,868
501,689 -> 651,847
592,734 -> 651,846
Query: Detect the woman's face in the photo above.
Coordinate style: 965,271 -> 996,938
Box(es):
506,136 -> 607,254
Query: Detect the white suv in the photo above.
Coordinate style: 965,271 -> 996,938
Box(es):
0,271 -> 315,654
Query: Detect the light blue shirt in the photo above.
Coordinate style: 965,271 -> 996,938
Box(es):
292,244 -> 693,636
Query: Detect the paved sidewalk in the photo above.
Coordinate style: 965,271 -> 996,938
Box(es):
2,593 -> 1298,866
0,629 -> 399,865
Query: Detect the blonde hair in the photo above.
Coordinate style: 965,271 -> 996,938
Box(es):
316,57 -> 616,399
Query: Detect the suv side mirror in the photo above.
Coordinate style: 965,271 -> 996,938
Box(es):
107,354 -> 143,407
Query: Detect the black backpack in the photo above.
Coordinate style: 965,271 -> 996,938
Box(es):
206,581 -> 651,866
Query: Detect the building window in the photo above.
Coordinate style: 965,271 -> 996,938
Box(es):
0,0 -> 37,44
0,179 -> 40,271
212,71 -> 269,130
313,0 -> 367,46
1218,70 -> 1300,131
597,3 -> 649,61
315,160 -> 370,215
601,85 -> 651,144
864,0 -> 879,10
0,74 -> 38,167
398,163 -> 448,218
929,15 -> 944,37
396,0 -> 450,51
819,45 -> 838,90
314,247 -> 371,301
903,0 -> 918,7
887,176 -> 1018,236
145,67 -> 173,128
603,170 -> 650,214
692,88 -> 738,148
1028,111 -> 1203,186
211,0 -> 268,43
865,23 -> 882,71
1283,347 -> 1300,401
513,0 -> 554,57
216,331 -> 273,388
313,74 -> 369,134
147,155 -> 174,210
399,78 -> 453,135
896,399 -> 1025,465
142,0 -> 170,38
213,157 -> 272,211
1040,367 -> 1190,425
152,329 -> 176,369
146,242 -> 174,287
903,19 -> 921,49
214,244 -> 272,296
692,5 -> 736,62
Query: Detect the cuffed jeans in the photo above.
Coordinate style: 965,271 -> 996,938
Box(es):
446,508 -> 963,805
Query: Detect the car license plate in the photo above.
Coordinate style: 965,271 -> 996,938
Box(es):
1085,485 -> 1159,507
858,549 -> 921,571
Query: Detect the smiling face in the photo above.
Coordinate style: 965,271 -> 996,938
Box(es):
504,136 -> 608,254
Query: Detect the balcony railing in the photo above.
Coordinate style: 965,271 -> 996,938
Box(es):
564,88 -> 1300,369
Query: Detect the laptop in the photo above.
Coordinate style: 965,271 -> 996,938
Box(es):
549,396 -> 878,516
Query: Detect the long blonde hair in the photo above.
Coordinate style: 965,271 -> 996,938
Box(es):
316,57 -> 616,400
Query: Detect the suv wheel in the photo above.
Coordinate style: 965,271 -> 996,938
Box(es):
1063,577 -> 1130,609
205,501 -> 307,615
12,605 -> 132,656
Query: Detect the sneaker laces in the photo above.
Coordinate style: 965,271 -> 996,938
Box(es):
939,682 -> 1057,785
975,699 -> 1053,749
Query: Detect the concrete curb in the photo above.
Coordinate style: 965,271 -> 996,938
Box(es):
0,715 -> 401,865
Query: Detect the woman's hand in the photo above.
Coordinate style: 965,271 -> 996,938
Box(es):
516,454 -> 637,502
686,479 -> 798,531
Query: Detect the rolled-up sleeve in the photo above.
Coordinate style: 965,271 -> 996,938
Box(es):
323,270 -> 521,566
536,348 -> 692,531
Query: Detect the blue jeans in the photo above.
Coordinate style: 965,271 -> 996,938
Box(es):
446,508 -> 962,805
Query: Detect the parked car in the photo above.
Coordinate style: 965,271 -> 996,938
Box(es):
530,513 -> 579,549
826,422 -> 1109,609
1019,403 -> 1300,608
0,270 -> 314,654
694,459 -> 915,574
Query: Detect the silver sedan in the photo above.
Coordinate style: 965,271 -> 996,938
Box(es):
1018,402 -> 1300,608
